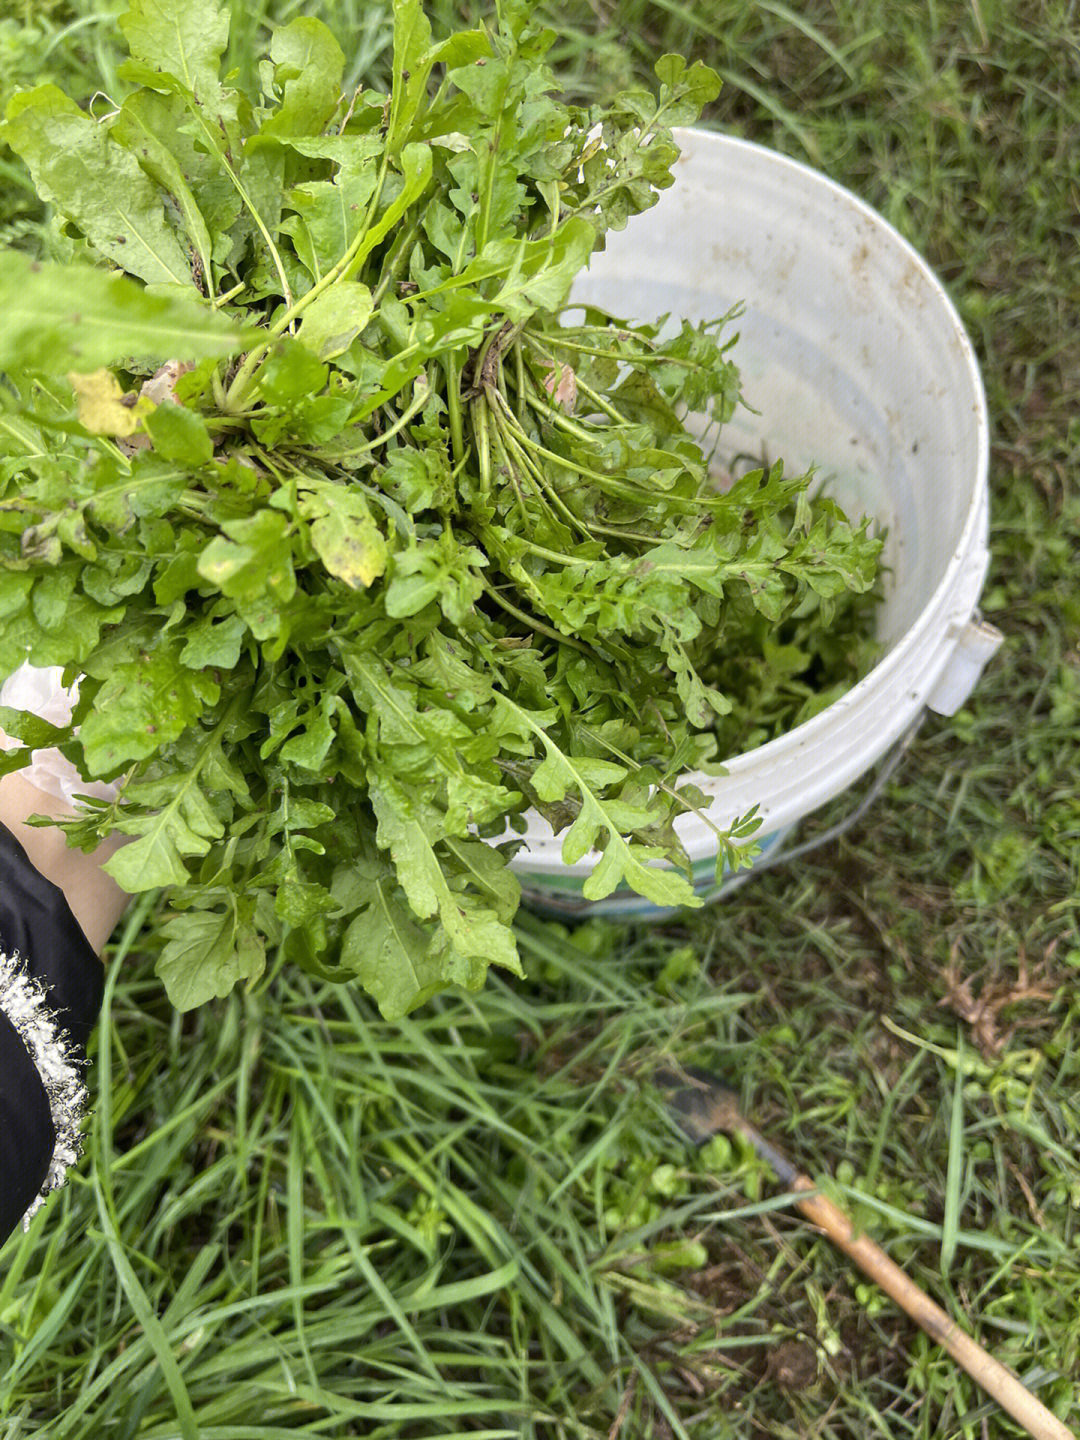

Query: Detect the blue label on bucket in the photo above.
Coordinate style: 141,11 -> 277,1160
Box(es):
517,825 -> 793,921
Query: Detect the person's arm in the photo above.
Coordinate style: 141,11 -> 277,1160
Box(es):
0,771 -> 131,954
0,770 -> 130,1243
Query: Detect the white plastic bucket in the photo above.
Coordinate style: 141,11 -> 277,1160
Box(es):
511,130 -> 998,918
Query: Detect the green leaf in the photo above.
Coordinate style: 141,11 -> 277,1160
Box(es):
1,86 -> 196,287
378,445 -> 453,513
279,134 -> 383,281
654,54 -> 723,124
145,401 -> 214,464
79,647 -> 220,774
109,90 -> 216,289
197,510 -> 296,604
370,779 -> 523,983
178,609 -> 248,668
340,869 -> 442,1020
275,693 -> 336,769
531,752 -> 627,801
418,216 -> 595,324
385,529 -> 486,626
0,706 -> 70,751
104,801 -> 214,890
101,708 -> 248,890
442,835 -> 521,926
119,0 -> 230,102
260,17 -> 345,139
256,338 -> 328,403
342,141 -> 433,281
156,903 -> 265,1010
496,695 -> 700,910
110,86 -> 241,274
0,597 -> 122,674
386,0 -> 435,156
297,282 -> 374,361
275,867 -> 336,927
0,249 -> 256,371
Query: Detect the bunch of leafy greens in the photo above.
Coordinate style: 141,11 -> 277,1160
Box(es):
0,0 -> 880,1017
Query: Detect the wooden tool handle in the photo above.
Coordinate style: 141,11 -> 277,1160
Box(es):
792,1179 -> 1075,1440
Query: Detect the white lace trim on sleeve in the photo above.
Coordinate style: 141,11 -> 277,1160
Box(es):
0,949 -> 90,1230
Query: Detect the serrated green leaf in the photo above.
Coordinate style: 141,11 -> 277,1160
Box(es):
442,835 -> 521,926
178,610 -> 247,668
104,809 -> 210,890
385,529 -> 486,626
197,510 -> 296,604
370,779 -> 523,981
497,694 -> 700,910
532,752 -> 627,801
79,648 -> 219,773
279,134 -> 383,281
109,89 -> 216,288
340,876 -> 441,1019
32,568 -> 77,629
278,699 -> 335,770
156,903 -> 264,1010
655,54 -> 723,117
0,597 -> 122,674
417,216 -> 595,324
275,869 -> 336,926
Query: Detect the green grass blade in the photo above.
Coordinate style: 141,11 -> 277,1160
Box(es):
941,1034 -> 967,1276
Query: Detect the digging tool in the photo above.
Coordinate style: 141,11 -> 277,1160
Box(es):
654,1065 -> 1075,1440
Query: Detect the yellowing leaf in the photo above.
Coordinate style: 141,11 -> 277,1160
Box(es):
297,480 -> 387,589
67,369 -> 155,436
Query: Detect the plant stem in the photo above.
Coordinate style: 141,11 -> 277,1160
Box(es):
472,396 -> 491,499
512,341 -> 527,423
486,395 -> 594,543
485,414 -> 532,530
370,217 -> 424,307
481,583 -> 593,656
223,156 -> 393,411
445,353 -> 465,466
521,336 -> 633,425
326,373 -> 432,458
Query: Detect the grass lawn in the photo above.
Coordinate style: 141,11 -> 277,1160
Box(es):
1,2 -> 1077,1436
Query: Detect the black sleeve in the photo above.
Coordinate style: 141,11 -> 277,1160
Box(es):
0,820 -> 104,1249
0,1006 -> 56,1243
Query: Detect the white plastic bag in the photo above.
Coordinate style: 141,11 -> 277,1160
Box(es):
0,664 -> 121,808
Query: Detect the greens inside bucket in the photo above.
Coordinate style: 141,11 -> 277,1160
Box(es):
0,0 -> 881,1015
